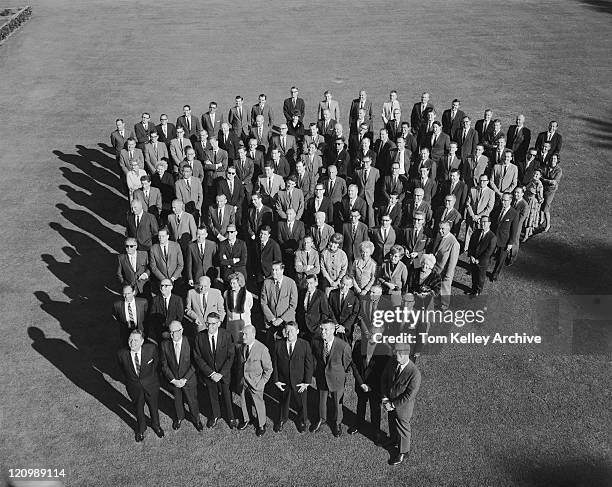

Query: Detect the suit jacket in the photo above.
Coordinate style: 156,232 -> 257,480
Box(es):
483,130 -> 505,156
110,129 -> 132,159
207,205 -> 236,239
247,205 -> 274,239
433,206 -> 462,235
382,175 -> 408,203
453,127 -> 479,161
305,197 -> 334,228
134,121 -> 156,145
297,288 -> 331,335
475,119 -> 495,142
156,123 -> 176,145
201,111 -> 224,138
402,200 -> 433,226
233,157 -> 255,195
112,297 -> 148,335
318,99 -> 340,121
300,153 -> 323,178
462,155 -> 490,188
506,125 -> 531,161
411,157 -> 437,181
491,206 -> 519,248
410,177 -> 437,203
373,139 -> 396,172
400,226 -> 429,261
295,170 -> 318,202
311,336 -> 351,392
178,159 -> 205,182
323,177 -> 347,204
185,288 -> 226,325
355,167 -> 380,207
218,131 -> 241,161
117,343 -> 159,398
517,158 -> 541,186
203,149 -> 229,186
267,156 -> 291,178
160,338 -> 196,384
304,134 -> 327,159
352,340 -> 392,393
349,98 -> 373,126
251,103 -> 274,127
194,328 -> 235,380
316,118 -> 337,142
330,148 -> 351,177
133,187 -> 162,218
217,178 -> 246,211
513,198 -> 529,232
237,340 -> 272,392
467,186 -> 496,219
342,222 -> 370,262
218,239 -> 248,278
119,148 -> 145,175
257,174 -> 285,202
249,125 -> 271,153
377,202 -> 403,228
186,239 -> 217,283
193,139 -> 211,164
277,220 -> 306,254
246,149 -> 265,178
386,119 -> 405,143
535,131 -> 562,155
143,142 -> 169,173
254,238 -> 283,280
175,178 -> 203,213
149,242 -> 184,281
116,252 -> 150,294
410,101 -> 435,130
272,338 -> 313,386
381,359 -> 421,417
468,229 -> 497,268
441,109 -> 466,136
370,226 -> 396,264
275,189 -> 305,220
126,211 -> 159,251
437,180 -> 468,214
425,132 -> 451,162
338,196 -> 367,226
169,137 -> 193,172
310,223 -> 335,252
283,97 -> 306,122
260,276 -> 298,324
167,212 -> 197,246
430,233 -> 460,280
491,163 -> 518,195
328,288 -> 360,335
176,114 -> 202,140
227,106 -> 251,138
149,293 -> 184,334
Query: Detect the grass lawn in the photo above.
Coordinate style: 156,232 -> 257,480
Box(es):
0,0 -> 611,486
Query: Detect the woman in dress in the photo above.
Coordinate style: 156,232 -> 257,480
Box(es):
379,245 -> 409,307
540,154 -> 563,232
350,241 -> 377,297
223,271 -> 253,343
320,233 -> 348,295
126,160 -> 146,203
522,169 -> 544,241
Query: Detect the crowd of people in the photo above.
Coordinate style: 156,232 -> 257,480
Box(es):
110,87 -> 562,465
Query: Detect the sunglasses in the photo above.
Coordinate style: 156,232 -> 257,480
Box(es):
125,244 -> 136,248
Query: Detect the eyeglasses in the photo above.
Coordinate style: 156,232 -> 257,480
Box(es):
160,118 -> 168,121
227,230 -> 237,233
227,172 -> 236,175
170,329 -> 183,334
125,244 -> 136,248
161,284 -> 172,287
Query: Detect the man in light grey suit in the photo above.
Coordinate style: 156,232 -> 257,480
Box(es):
490,149 -> 518,198
318,90 -> 340,122
354,156 -> 380,227
167,199 -> 197,256
235,325 -> 272,436
169,126 -> 192,177
429,221 -> 460,309
119,138 -> 144,177
260,262 -> 298,343
185,276 -> 225,332
175,165 -> 203,225
133,175 -> 162,221
143,131 -> 169,174
149,227 -> 184,287
464,174 -> 496,252
275,176 -> 304,221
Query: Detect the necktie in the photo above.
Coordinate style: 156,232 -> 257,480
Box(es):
275,280 -> 281,296
127,302 -> 135,328
177,214 -> 181,225
340,293 -> 345,308
289,342 -> 294,356
153,144 -> 157,157
163,297 -> 168,314
383,228 -> 388,241
432,135 -> 437,146
258,127 -> 262,139
134,352 -> 140,375
211,335 -> 216,357
130,254 -> 136,271
163,245 -> 168,260
483,121 -> 488,133
238,107 -> 242,119
179,139 -> 183,152
364,170 -> 369,182
267,177 -> 272,193
144,190 -> 149,201
186,117 -> 191,131
229,181 -> 233,194
244,344 -> 250,360
442,209 -> 448,220
199,244 -> 203,256
213,151 -> 217,163
352,224 -> 357,238
323,341 -> 330,360
201,292 -> 207,311
186,179 -> 191,191
218,208 -> 222,224
305,292 -> 311,309
135,214 -> 140,227
281,137 -> 286,151
174,341 -> 181,364
393,364 -> 402,382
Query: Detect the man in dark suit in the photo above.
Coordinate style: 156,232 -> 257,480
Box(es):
424,122 -> 450,164
297,274 -> 331,340
207,194 -> 236,242
441,99 -> 465,137
176,105 -> 202,143
400,211 -> 429,272
432,194 -> 463,237
517,148 -> 541,186
386,108 -> 405,143
349,90 -> 373,128
349,334 -> 392,442
342,210 -> 369,264
193,312 -> 238,428
436,141 -> 462,183
247,193 -> 274,241
535,120 -> 563,155
373,128 -> 396,174
193,129 -> 211,165
402,188 -> 433,227
304,184 -> 334,228
328,276 -> 361,344
272,322 -> 313,433
382,162 -> 409,204
467,216 -> 497,295
160,321 -> 203,431
474,109 -> 494,142
323,164 -> 347,205
234,145 -> 255,200
126,199 -> 159,251
277,208 -> 305,273
249,115 -> 272,153
156,114 -> 176,148
283,86 -> 305,123
483,120 -> 505,159
454,116 -> 479,161
490,193 -> 519,281
251,93 -> 274,128
134,112 -> 157,151
506,114 -> 531,162
110,118 -> 133,163
117,329 -> 164,442
371,217 -> 397,265
116,237 -> 150,296
186,226 -> 217,286
201,102 -> 224,138
217,167 -> 246,227
246,138 -> 266,179
203,137 -> 229,194
437,169 -> 468,216
381,344 -> 421,465
254,226 -> 282,284
218,122 -> 241,163
148,279 -> 184,342
218,225 -> 248,281
338,184 -> 367,230
112,283 -> 148,345
376,193 -> 403,229
310,321 -> 352,437
410,92 -> 435,134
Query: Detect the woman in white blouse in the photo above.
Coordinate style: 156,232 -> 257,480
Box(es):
350,240 -> 377,297
126,160 -> 146,203
223,272 -> 253,342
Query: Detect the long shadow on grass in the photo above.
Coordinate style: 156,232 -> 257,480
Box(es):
571,115 -> 612,150
576,0 -> 612,16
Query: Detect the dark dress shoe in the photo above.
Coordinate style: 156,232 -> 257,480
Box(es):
374,433 -> 386,446
237,421 -> 249,431
310,419 -> 323,433
153,426 -> 165,438
273,421 -> 285,433
333,423 -> 342,437
135,432 -> 144,442
297,423 -> 307,433
229,419 -> 238,429
347,425 -> 359,435
195,421 -> 204,432
256,425 -> 267,437
207,417 -> 219,428
388,453 -> 405,466
172,419 -> 182,430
